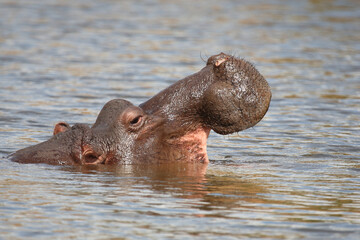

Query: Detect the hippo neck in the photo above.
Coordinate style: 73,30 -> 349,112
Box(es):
138,66 -> 214,163
161,125 -> 210,163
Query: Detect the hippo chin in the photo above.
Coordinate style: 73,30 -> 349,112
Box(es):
9,53 -> 271,165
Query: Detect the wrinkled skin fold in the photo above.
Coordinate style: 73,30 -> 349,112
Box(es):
9,53 -> 272,165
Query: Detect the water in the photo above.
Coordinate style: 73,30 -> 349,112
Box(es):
1,0 -> 359,239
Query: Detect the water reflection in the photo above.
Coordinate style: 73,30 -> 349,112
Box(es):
58,162 -> 268,210
2,154 -> 360,238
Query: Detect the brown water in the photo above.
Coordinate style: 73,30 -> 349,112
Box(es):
1,0 -> 360,239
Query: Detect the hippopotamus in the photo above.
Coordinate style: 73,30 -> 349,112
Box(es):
9,53 -> 271,165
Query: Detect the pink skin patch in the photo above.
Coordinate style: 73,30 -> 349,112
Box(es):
173,126 -> 211,163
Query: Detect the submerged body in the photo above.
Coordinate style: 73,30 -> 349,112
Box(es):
10,53 -> 271,165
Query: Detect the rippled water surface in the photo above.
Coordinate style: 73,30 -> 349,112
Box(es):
1,0 -> 360,239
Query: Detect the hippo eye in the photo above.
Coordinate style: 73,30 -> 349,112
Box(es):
121,106 -> 146,131
130,115 -> 142,125
128,114 -> 145,132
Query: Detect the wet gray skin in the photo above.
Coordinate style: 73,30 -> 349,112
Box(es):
9,53 -> 271,165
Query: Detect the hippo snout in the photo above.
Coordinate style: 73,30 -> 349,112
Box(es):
201,53 -> 272,134
141,52 -> 271,135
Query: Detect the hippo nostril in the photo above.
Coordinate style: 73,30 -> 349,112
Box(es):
215,57 -> 229,67
84,153 -> 98,163
81,147 -> 106,164
82,151 -> 107,165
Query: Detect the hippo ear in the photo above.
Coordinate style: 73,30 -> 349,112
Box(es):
53,122 -> 70,135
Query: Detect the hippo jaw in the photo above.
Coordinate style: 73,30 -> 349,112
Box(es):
137,53 -> 271,163
140,52 -> 271,151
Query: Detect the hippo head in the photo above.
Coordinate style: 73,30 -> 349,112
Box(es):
10,53 -> 271,165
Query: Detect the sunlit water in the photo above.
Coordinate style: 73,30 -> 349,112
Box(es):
1,0 -> 359,239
